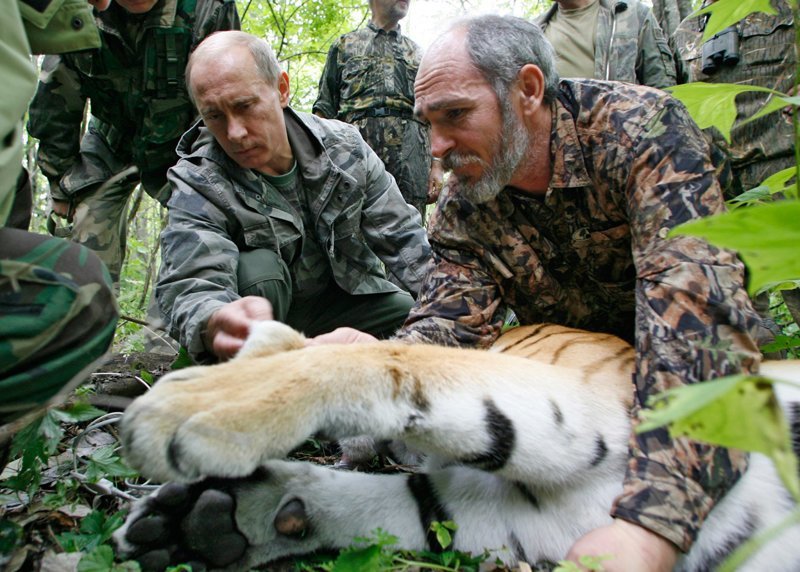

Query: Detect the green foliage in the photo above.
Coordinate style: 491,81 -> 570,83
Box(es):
79,546 -> 141,572
56,510 -> 126,552
298,527 -> 489,572
82,446 -> 138,483
1,404 -> 104,498
668,83 -> 791,144
237,0 -> 368,111
639,374 -> 800,500
430,520 -> 458,550
669,201 -> 800,295
728,167 -> 798,209
694,0 -> 777,41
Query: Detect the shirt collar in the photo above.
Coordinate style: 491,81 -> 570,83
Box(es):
548,97 -> 592,189
367,20 -> 402,36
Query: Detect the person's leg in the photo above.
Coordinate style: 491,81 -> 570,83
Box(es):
235,249 -> 412,338
0,228 -> 118,425
287,283 -> 414,339
7,169 -> 32,231
236,248 -> 293,321
67,176 -> 138,288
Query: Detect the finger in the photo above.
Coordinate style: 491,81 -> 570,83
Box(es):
212,331 -> 246,361
239,296 -> 274,321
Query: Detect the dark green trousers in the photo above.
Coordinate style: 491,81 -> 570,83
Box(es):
237,249 -> 413,338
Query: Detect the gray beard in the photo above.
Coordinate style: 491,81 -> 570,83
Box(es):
444,104 -> 530,204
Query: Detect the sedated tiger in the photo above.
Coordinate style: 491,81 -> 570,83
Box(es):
115,320 -> 800,570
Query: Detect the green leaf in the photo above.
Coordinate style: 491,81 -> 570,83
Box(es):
84,446 -> 138,482
78,545 -> 141,572
0,519 -> 24,554
669,201 -> 800,295
694,0 -> 777,41
170,347 -> 194,370
668,83 -> 785,143
331,544 -> 382,572
761,334 -> 800,354
728,167 -> 798,208
638,374 -> 800,500
53,403 -> 105,423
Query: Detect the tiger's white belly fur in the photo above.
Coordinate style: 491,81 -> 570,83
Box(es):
115,321 -> 800,570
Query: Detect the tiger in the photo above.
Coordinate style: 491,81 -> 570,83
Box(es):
114,320 -> 800,571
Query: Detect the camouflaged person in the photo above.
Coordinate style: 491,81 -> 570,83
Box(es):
313,0 -> 443,224
26,0 -> 239,287
1,0 -> 117,438
536,0 -> 677,88
672,0 -> 800,326
672,0 -> 794,197
311,15 -> 769,570
155,31 -> 431,364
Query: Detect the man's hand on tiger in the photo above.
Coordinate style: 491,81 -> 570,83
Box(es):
204,296 -> 274,360
566,519 -> 678,571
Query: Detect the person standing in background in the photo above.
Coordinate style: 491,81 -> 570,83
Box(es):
536,0 -> 677,88
313,0 -> 443,224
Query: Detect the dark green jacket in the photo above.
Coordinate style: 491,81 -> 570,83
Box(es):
27,0 -> 239,201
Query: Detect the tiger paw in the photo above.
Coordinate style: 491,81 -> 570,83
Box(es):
115,463 -> 325,571
115,481 -> 248,571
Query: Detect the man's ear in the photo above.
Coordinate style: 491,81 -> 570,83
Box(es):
516,64 -> 546,115
278,71 -> 291,107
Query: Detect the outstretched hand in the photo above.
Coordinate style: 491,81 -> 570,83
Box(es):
566,519 -> 678,571
204,296 -> 274,360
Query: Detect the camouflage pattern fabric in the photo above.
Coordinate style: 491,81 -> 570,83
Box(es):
26,0 -> 239,284
397,79 -> 766,552
313,22 -> 431,216
0,228 -> 118,425
157,109 -> 431,363
536,0 -> 677,88
672,0 -> 795,194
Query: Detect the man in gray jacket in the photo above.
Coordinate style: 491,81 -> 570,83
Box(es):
157,30 -> 431,364
536,0 -> 676,88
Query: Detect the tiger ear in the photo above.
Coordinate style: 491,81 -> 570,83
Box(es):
235,321 -> 306,360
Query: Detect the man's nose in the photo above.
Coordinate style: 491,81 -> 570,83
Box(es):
227,117 -> 247,142
430,126 -> 454,160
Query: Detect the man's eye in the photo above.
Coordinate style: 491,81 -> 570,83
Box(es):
204,112 -> 222,122
445,108 -> 465,121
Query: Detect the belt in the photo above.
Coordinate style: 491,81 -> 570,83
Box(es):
346,107 -> 414,122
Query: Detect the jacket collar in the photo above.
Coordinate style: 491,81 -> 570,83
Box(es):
96,0 -> 179,38
548,87 -> 592,189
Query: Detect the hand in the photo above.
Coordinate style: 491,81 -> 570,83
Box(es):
51,198 -> 73,220
566,519 -> 678,572
305,327 -> 378,346
427,159 -> 445,204
205,297 -> 274,360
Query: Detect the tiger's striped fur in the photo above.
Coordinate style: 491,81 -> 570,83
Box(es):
116,321 -> 800,570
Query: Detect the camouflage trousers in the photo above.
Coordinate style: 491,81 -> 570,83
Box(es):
0,228 -> 118,425
353,115 -> 431,224
50,174 -> 140,289
237,248 -> 414,338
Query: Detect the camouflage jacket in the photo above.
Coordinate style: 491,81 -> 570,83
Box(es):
312,21 -> 431,202
26,0 -> 239,200
398,79 -> 764,551
158,108 -> 431,362
2,0 -> 102,224
672,0 -> 795,192
537,0 -> 677,88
